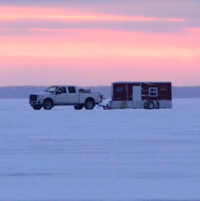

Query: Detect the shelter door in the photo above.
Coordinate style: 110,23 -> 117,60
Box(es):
132,86 -> 142,108
132,86 -> 141,101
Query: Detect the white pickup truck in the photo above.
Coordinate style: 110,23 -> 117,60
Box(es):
29,85 -> 103,110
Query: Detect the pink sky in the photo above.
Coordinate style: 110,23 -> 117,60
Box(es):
0,1 -> 200,86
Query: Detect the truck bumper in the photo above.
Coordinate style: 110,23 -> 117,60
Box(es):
29,101 -> 43,107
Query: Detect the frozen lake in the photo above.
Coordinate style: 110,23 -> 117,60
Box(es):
0,98 -> 200,200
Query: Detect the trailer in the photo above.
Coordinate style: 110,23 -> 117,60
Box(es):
106,82 -> 172,109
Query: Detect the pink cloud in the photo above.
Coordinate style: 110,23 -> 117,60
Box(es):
0,6 -> 185,22
0,29 -> 199,60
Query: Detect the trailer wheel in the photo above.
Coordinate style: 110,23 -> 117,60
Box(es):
43,99 -> 53,110
154,101 -> 160,109
147,101 -> 154,109
84,98 -> 95,110
74,104 -> 84,110
144,102 -> 148,109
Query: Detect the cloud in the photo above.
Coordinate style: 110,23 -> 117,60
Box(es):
1,28 -> 200,61
1,0 -> 200,19
0,5 -> 186,22
0,5 -> 192,36
0,0 -> 200,36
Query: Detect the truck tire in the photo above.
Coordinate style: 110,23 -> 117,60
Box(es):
43,99 -> 53,110
84,98 -> 95,110
146,101 -> 154,109
74,104 -> 84,110
32,106 -> 42,110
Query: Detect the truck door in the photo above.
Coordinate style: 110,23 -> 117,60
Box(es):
54,87 -> 68,105
67,86 -> 79,104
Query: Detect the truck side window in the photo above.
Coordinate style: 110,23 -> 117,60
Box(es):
68,87 -> 76,93
57,87 -> 66,94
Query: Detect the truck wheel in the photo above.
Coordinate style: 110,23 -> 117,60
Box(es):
147,101 -> 154,109
43,99 -> 53,110
84,99 -> 95,110
74,104 -> 84,110
32,106 -> 42,110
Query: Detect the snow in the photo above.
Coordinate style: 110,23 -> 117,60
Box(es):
0,98 -> 200,200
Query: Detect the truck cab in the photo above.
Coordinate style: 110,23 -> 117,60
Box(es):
46,85 -> 79,105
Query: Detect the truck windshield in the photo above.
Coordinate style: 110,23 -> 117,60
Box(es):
44,86 -> 58,93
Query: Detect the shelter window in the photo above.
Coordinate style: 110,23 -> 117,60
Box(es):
149,87 -> 158,97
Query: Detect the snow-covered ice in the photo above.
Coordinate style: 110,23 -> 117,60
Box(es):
0,98 -> 200,200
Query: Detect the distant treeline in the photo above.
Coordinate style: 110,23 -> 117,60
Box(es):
172,86 -> 200,98
0,86 -> 200,99
0,86 -> 111,99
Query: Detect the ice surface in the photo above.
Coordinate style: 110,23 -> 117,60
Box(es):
0,99 -> 200,200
